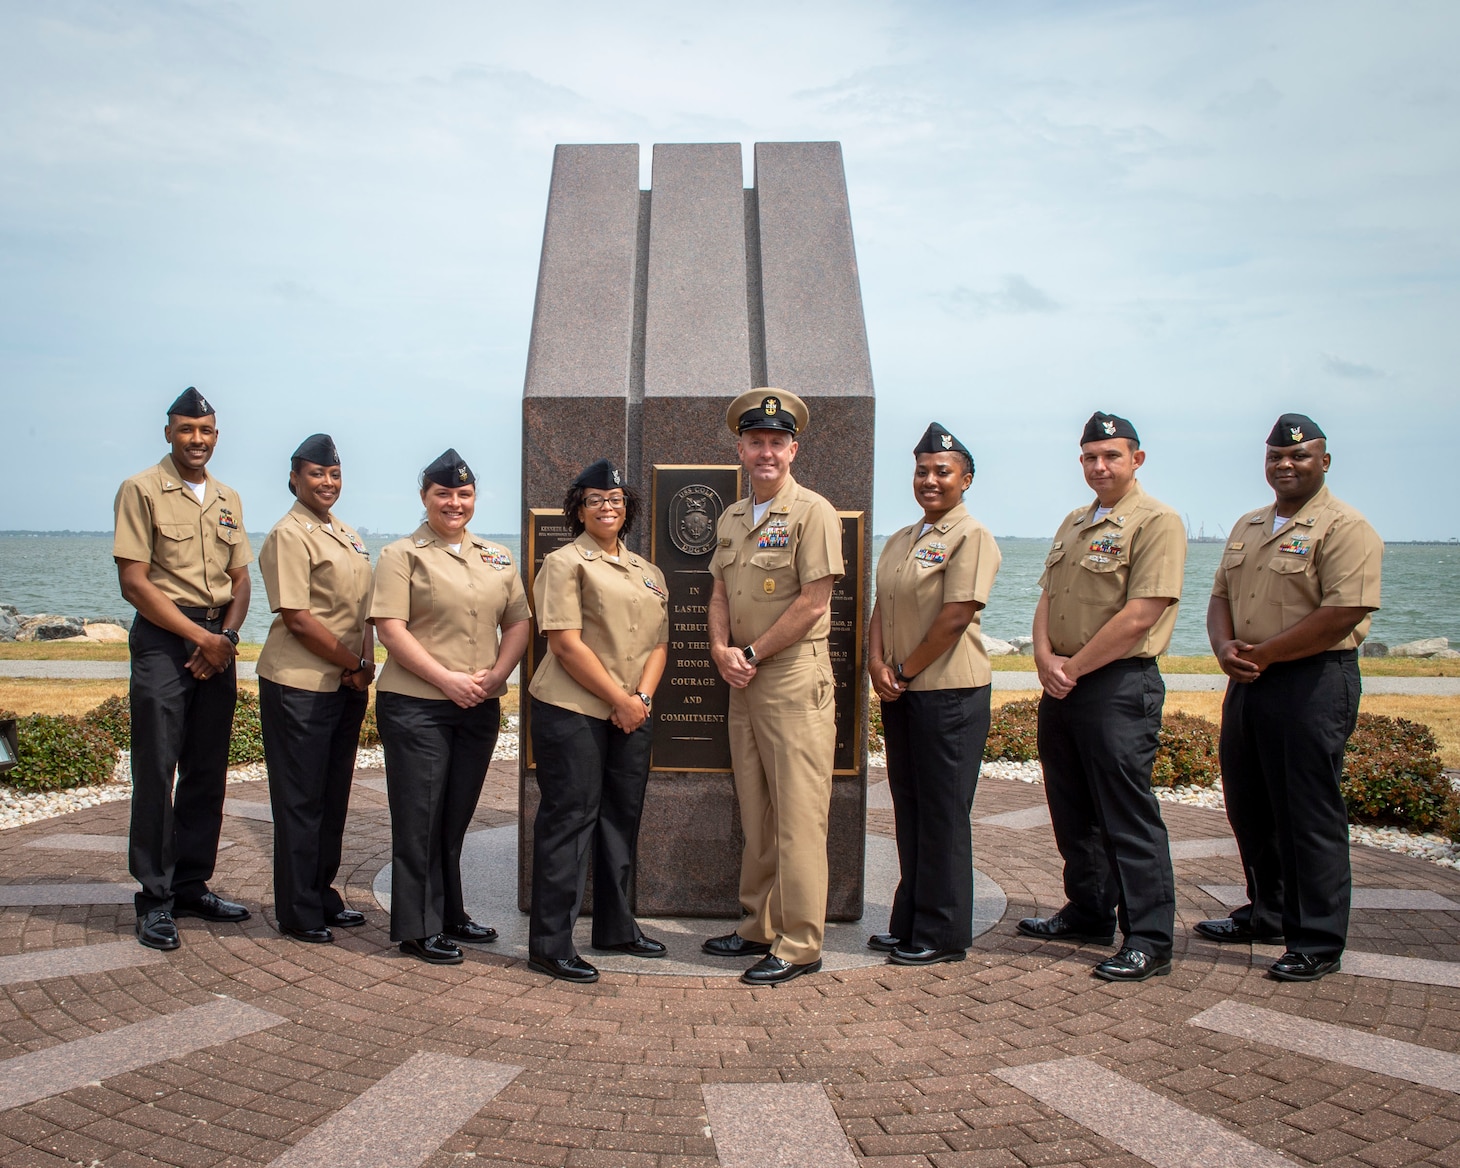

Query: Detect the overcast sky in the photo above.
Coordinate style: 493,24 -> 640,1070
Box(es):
2,1 -> 1456,540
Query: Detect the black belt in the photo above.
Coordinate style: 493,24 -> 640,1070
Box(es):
176,605 -> 225,622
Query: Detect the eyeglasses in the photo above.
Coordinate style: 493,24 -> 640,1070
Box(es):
583,494 -> 627,510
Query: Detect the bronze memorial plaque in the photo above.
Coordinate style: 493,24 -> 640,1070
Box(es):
650,465 -> 740,772
831,511 -> 865,775
522,507 -> 578,766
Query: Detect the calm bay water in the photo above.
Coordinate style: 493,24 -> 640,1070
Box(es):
2,533 -> 1456,656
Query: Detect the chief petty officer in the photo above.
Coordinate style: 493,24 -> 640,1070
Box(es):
703,388 -> 844,986
113,387 -> 253,951
867,422 -> 1001,966
527,458 -> 670,984
370,449 -> 532,965
1198,414 -> 1382,981
1019,412 -> 1185,982
256,434 -> 375,944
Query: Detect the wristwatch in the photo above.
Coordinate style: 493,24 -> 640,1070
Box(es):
636,692 -> 653,711
741,644 -> 757,665
357,657 -> 372,673
895,662 -> 911,684
221,628 -> 240,646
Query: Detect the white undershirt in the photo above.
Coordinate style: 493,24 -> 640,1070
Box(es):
752,498 -> 774,525
184,480 -> 206,503
1273,515 -> 1290,533
448,542 -> 461,554
919,522 -> 934,537
604,553 -> 621,564
1093,505 -> 1112,522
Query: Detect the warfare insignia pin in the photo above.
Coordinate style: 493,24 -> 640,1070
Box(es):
940,434 -> 952,449
1102,420 -> 1117,436
763,397 -> 779,415
644,576 -> 666,598
763,578 -> 775,594
1290,426 -> 1304,442
480,548 -> 512,570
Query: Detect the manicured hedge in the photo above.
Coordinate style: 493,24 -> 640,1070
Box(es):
1342,713 -> 1458,838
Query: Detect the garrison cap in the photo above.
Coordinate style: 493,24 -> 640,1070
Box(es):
167,386 -> 214,418
421,448 -> 475,488
1267,413 -> 1326,447
726,388 -> 808,437
573,459 -> 624,490
913,422 -> 974,474
291,433 -> 340,466
1081,411 -> 1139,445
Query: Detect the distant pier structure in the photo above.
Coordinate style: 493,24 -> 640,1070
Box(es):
517,142 -> 876,920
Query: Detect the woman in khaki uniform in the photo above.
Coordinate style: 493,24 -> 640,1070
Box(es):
257,434 -> 375,944
867,423 -> 1000,966
527,459 -> 669,983
370,449 -> 531,965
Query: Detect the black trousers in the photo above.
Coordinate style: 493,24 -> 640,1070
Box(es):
376,691 -> 499,942
1038,657 -> 1175,957
259,677 -> 367,932
882,686 -> 991,950
1219,649 -> 1359,957
529,698 -> 651,959
128,612 -> 236,914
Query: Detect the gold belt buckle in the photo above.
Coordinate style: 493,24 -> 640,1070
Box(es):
206,607 -> 221,620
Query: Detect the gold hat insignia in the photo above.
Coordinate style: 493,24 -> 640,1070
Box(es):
458,466 -> 469,481
1290,426 -> 1303,442
763,397 -> 779,416
763,578 -> 775,594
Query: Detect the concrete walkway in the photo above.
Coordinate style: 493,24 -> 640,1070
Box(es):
2,756 -> 1460,1166
5,658 -> 1458,694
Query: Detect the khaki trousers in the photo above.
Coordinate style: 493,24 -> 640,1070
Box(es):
727,643 -> 836,964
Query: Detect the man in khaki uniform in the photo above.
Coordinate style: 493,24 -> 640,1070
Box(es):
704,389 -> 844,986
1019,412 -> 1185,981
113,387 -> 253,951
1198,414 -> 1382,982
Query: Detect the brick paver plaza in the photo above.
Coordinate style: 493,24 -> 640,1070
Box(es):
3,758 -> 1460,1168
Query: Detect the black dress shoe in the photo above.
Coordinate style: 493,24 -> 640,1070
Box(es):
1194,917 -> 1283,945
866,933 -> 901,952
282,926 -> 334,944
136,909 -> 180,951
1268,951 -> 1342,982
1016,912 -> 1115,945
399,935 -> 464,965
889,945 -> 967,966
594,935 -> 667,958
1092,947 -> 1172,982
328,909 -> 366,928
702,932 -> 772,958
443,919 -> 498,944
173,892 -> 251,923
741,955 -> 822,985
529,954 -> 600,983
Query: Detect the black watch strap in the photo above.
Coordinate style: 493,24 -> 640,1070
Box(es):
221,628 -> 240,646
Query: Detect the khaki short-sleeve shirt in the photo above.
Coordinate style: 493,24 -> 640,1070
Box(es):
875,503 -> 1001,690
710,476 -> 844,649
112,455 -> 252,608
369,524 -> 531,701
256,501 -> 374,692
528,533 -> 671,719
1038,481 -> 1186,658
1211,484 -> 1382,650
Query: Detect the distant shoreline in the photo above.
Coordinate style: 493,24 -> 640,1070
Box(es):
3,531 -> 1457,547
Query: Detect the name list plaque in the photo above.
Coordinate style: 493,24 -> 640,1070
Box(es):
831,511 -> 865,775
650,465 -> 740,773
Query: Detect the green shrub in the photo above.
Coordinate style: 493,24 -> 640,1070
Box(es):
1152,711 -> 1221,789
228,689 -> 266,765
85,694 -> 131,751
1342,713 -> 1458,838
359,700 -> 380,747
4,714 -> 118,791
867,699 -> 884,754
984,698 -> 1040,762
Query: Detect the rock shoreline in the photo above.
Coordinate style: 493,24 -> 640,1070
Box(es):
0,605 -> 131,643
